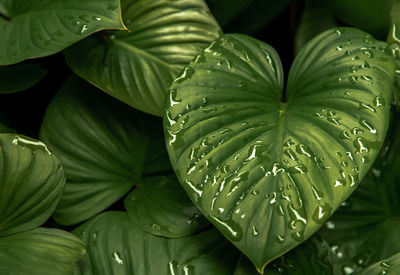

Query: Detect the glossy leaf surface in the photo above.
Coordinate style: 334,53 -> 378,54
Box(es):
357,253 -> 400,275
234,235 -> 333,274
0,0 -> 125,65
164,28 -> 395,271
124,175 -> 209,238
40,77 -> 170,225
0,227 -> 86,275
74,211 -> 238,275
319,112 -> 400,274
65,0 -> 221,116
0,134 -> 65,236
0,63 -> 46,94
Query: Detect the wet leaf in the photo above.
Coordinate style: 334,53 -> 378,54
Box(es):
234,235 -> 333,274
124,175 -> 209,238
319,111 -> 400,274
164,28 -> 395,271
0,133 -> 65,236
65,0 -> 222,116
0,63 -> 46,94
0,227 -> 85,275
356,253 -> 400,275
0,0 -> 126,65
40,76 -> 171,225
74,211 -> 238,274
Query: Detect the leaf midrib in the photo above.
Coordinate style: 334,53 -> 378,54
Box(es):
112,39 -> 174,71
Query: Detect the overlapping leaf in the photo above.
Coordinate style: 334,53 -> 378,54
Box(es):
357,253 -> 400,275
164,28 -> 395,271
0,134 -> 65,236
65,0 -> 222,116
40,76 -> 171,225
74,211 -> 238,274
0,228 -> 85,275
124,175 -> 209,238
0,0 -> 126,65
319,111 -> 400,274
0,63 -> 46,94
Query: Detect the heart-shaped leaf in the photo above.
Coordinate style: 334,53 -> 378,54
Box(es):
0,0 -> 126,65
356,253 -> 400,275
319,111 -> 400,274
64,0 -> 222,116
0,134 -> 65,236
164,28 -> 395,271
0,63 -> 46,94
40,76 -> 171,225
74,211 -> 239,274
234,235 -> 333,275
0,227 -> 85,275
124,175 -> 209,238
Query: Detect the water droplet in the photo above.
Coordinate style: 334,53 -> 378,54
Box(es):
275,234 -> 285,243
152,224 -> 161,230
349,75 -> 358,84
252,225 -> 259,236
12,136 -> 52,155
336,45 -> 343,51
325,221 -> 335,229
359,119 -> 377,134
374,96 -> 385,107
352,55 -> 360,60
359,103 -> 376,112
312,203 -> 332,224
342,266 -> 354,274
174,67 -> 195,84
209,215 -> 243,241
336,29 -> 342,35
340,130 -> 351,140
92,16 -> 101,21
112,251 -> 123,264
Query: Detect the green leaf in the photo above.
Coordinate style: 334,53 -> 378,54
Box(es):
0,133 -> 65,236
0,63 -> 46,94
164,28 -> 395,272
0,227 -> 86,275
40,76 -> 171,225
295,0 -> 337,54
234,235 -> 333,274
387,0 -> 400,109
332,0 -> 392,39
356,253 -> 400,275
0,0 -> 126,65
124,175 -> 209,238
74,211 -> 239,274
319,111 -> 400,274
64,0 -> 222,116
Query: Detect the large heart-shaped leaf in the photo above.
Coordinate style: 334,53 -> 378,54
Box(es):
0,0 -> 126,65
124,175 -> 209,238
234,235 -> 333,274
0,63 -> 46,94
40,76 -> 171,225
0,227 -> 85,275
0,133 -> 65,236
164,28 -> 395,271
356,253 -> 400,275
64,0 -> 222,116
319,111 -> 400,274
74,211 -> 238,274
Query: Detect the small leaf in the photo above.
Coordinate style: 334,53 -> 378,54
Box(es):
0,63 -> 46,94
124,175 -> 209,238
319,111 -> 400,274
234,235 -> 333,274
0,227 -> 86,275
65,0 -> 222,116
0,134 -> 65,236
356,253 -> 400,275
74,211 -> 239,275
0,0 -> 126,65
164,28 -> 395,271
295,0 -> 337,54
40,76 -> 171,225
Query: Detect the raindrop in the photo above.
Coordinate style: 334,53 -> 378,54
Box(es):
112,251 -> 124,264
